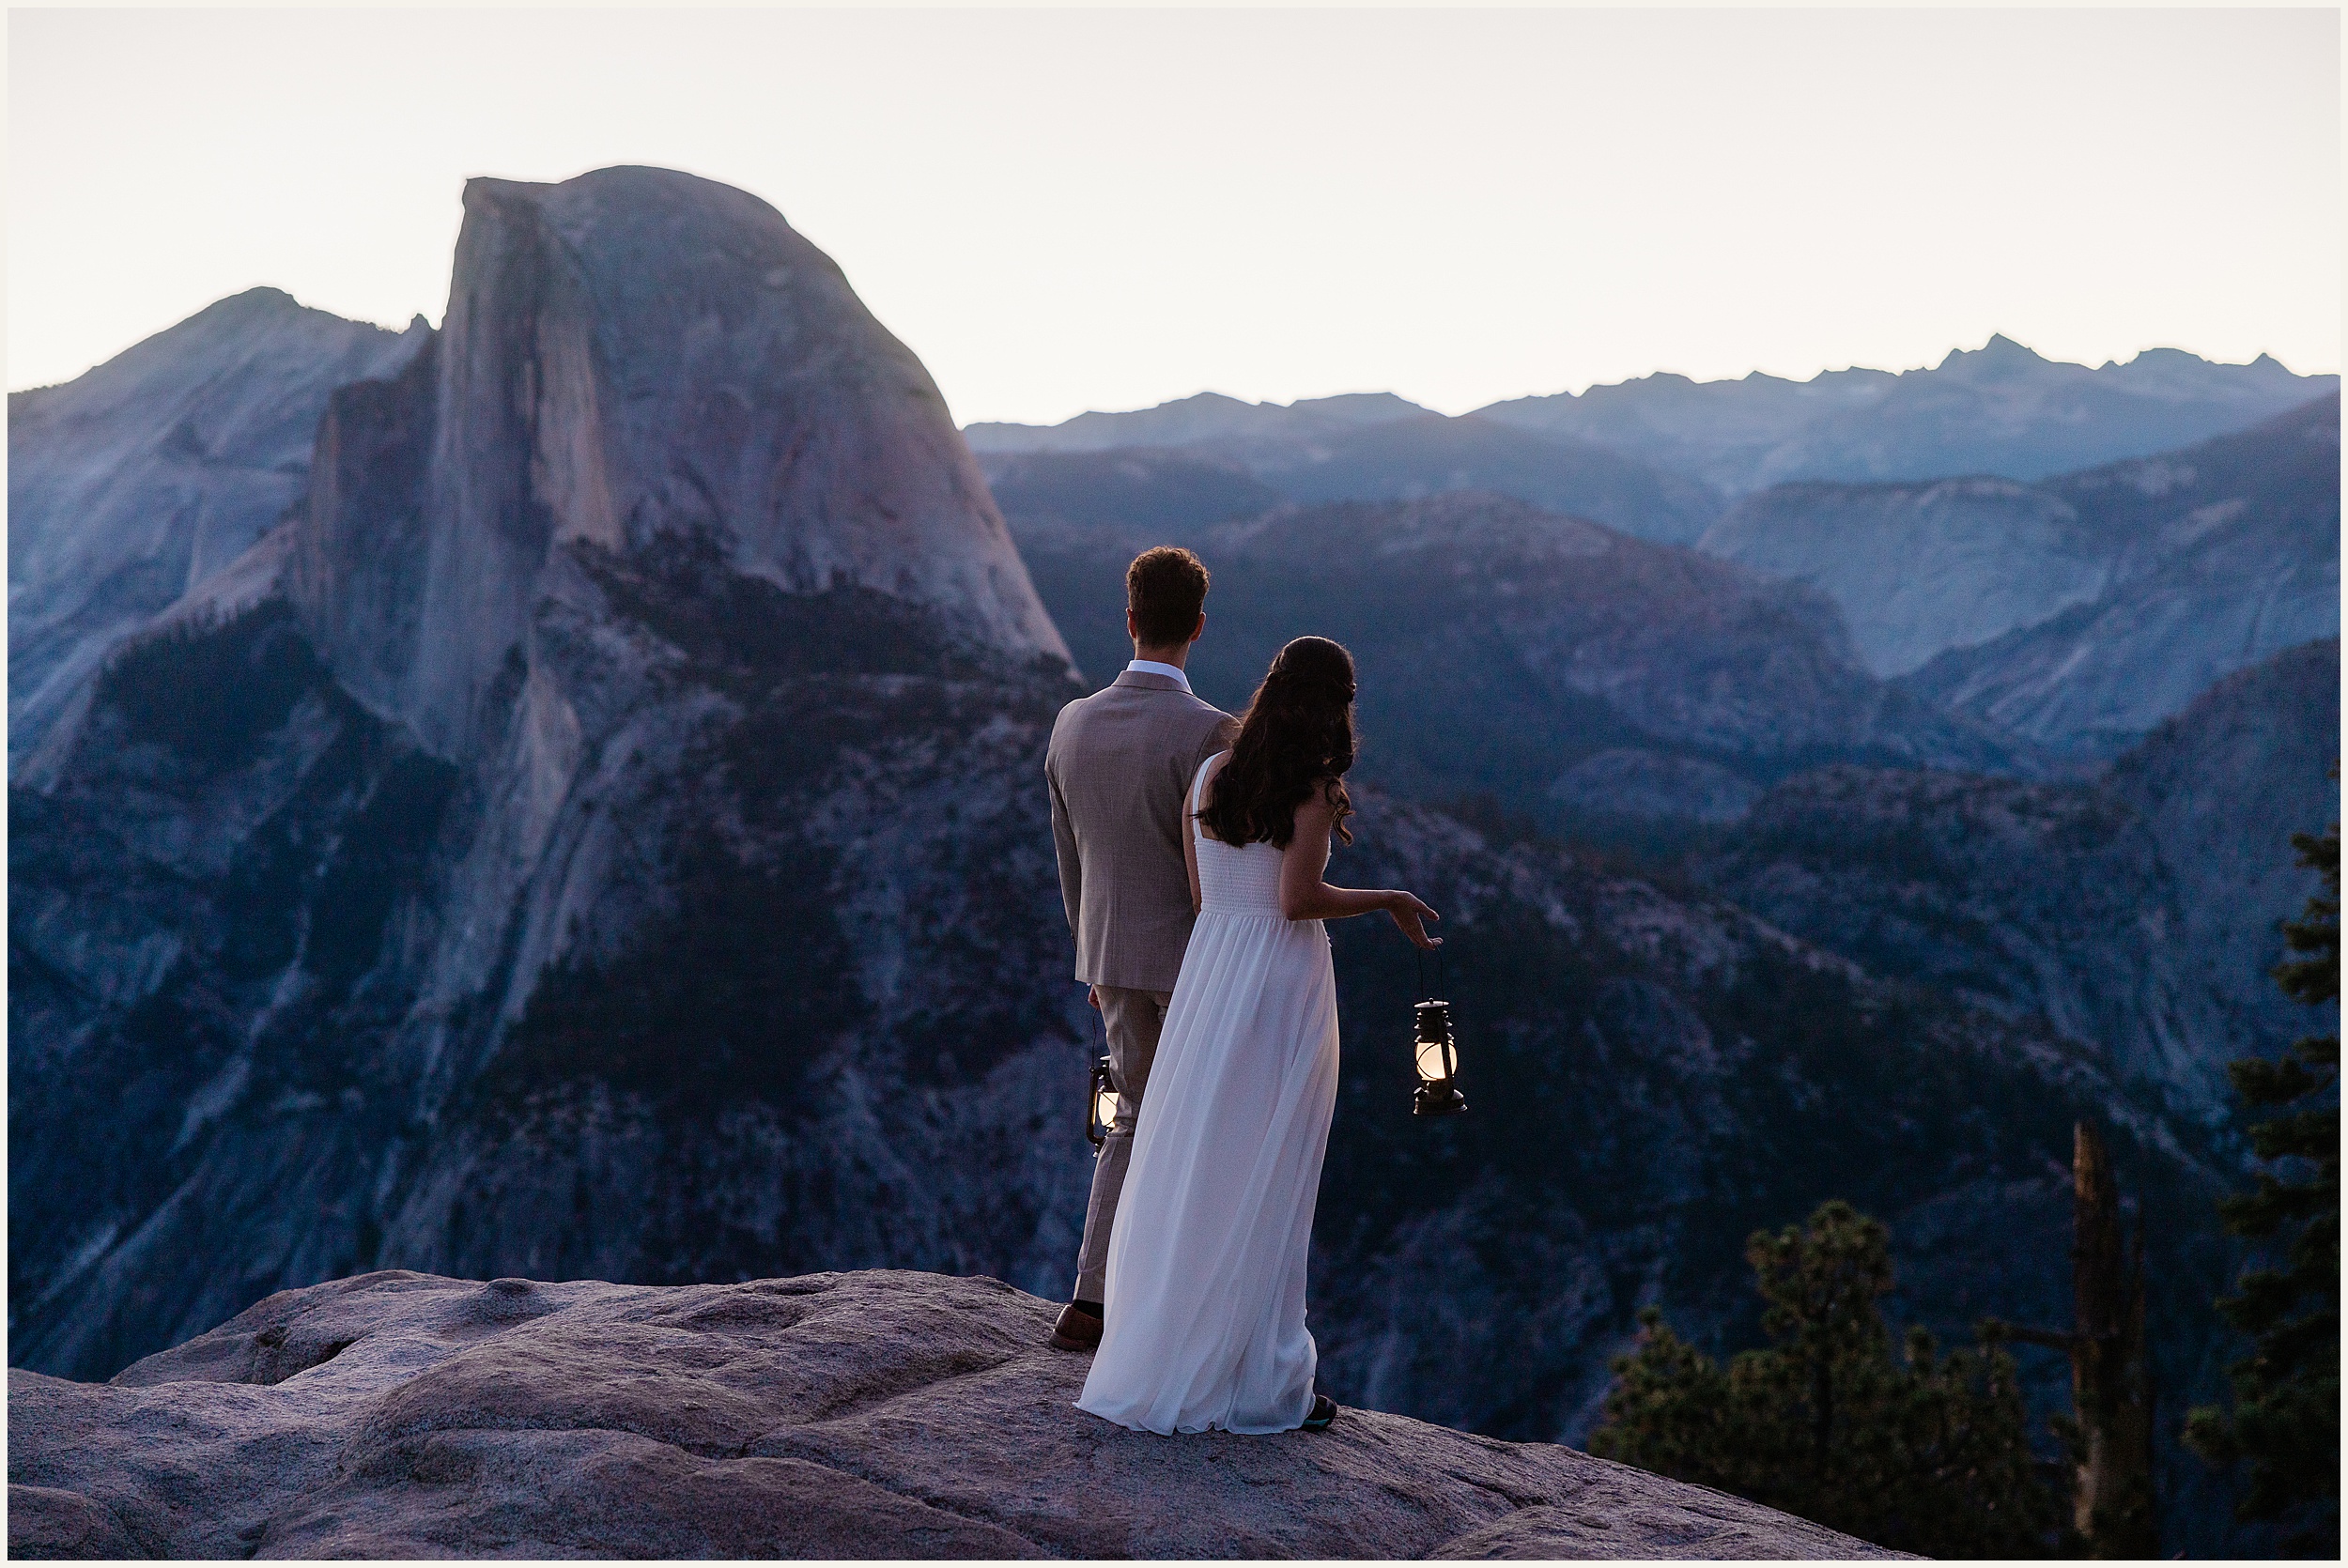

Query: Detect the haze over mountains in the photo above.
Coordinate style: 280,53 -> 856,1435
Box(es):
1480,335 -> 2332,490
979,359 -> 2337,778
967,333 -> 2334,515
8,164 -> 2338,1555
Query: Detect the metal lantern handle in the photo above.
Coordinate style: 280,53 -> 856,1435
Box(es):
1415,945 -> 1445,1002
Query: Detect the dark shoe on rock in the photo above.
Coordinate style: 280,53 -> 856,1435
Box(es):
1301,1393 -> 1337,1432
1049,1303 -> 1103,1352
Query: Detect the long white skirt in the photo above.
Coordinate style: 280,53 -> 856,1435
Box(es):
1074,908 -> 1341,1435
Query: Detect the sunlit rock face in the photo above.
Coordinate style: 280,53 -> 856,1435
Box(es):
293,165 -> 1067,760
7,288 -> 426,768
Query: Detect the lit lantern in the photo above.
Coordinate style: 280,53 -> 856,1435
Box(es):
1412,955 -> 1466,1117
1088,1053 -> 1120,1149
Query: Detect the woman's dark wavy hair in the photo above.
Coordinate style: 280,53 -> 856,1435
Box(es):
1197,636 -> 1357,850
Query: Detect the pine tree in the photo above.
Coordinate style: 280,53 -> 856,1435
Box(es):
1590,1200 -> 2055,1558
2186,820 -> 2340,1557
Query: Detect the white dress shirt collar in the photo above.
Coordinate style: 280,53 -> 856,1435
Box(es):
1125,658 -> 1192,692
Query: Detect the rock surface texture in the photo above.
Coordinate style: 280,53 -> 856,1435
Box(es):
8,288 -> 426,766
6,1268 -> 1902,1560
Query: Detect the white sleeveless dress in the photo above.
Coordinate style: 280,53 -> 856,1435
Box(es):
1075,755 -> 1342,1435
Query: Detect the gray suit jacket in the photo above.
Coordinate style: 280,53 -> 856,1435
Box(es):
1045,671 -> 1242,991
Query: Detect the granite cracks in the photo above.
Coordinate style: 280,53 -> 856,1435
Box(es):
7,1268 -> 1907,1560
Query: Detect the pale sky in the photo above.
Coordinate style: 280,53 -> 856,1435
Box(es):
8,6 -> 2340,423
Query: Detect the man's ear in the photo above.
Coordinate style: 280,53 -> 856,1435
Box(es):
1189,611 -> 1206,646
1127,606 -> 1140,641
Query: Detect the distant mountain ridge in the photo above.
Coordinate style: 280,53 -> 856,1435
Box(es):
965,389 -> 1434,455
1487,335 -> 2332,491
969,335 -> 2335,504
977,409 -> 1724,547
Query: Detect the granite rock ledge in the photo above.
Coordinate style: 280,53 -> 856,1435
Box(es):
7,1268 -> 1906,1559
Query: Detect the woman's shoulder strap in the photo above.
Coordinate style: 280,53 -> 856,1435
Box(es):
1191,749 -> 1228,812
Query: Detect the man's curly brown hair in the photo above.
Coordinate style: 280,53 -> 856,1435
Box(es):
1127,546 -> 1211,648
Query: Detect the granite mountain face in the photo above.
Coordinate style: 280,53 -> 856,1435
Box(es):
1899,396 -> 2341,759
8,289 -> 428,768
1699,476 -> 2114,680
288,166 -> 1067,766
10,166 -> 1087,1378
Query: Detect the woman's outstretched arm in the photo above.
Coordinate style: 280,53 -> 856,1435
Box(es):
1277,786 -> 1442,949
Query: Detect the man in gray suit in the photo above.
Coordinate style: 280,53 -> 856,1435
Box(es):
1043,546 -> 1241,1351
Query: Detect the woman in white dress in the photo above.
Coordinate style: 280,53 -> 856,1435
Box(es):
1075,637 -> 1441,1436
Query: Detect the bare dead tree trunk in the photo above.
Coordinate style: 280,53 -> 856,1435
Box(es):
1986,1122 -> 2159,1556
2071,1122 -> 2160,1557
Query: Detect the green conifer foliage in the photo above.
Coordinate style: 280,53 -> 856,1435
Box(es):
1589,1200 -> 2056,1558
2186,819 -> 2340,1557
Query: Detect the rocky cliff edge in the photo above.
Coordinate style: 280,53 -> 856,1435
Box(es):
7,1268 -> 1900,1560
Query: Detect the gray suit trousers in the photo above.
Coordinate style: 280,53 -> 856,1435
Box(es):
1074,984 -> 1173,1303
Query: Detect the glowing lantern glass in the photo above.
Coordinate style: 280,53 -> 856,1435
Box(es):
1412,952 -> 1466,1117
1088,1053 -> 1120,1149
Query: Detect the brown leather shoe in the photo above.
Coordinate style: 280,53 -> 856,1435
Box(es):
1049,1303 -> 1103,1352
